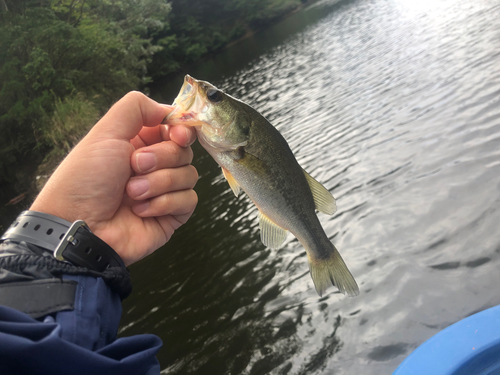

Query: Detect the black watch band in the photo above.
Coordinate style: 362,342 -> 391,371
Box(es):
1,211 -> 125,272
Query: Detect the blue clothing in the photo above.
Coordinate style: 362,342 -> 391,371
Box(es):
0,273 -> 162,374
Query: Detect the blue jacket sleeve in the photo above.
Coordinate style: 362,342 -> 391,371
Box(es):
0,243 -> 162,375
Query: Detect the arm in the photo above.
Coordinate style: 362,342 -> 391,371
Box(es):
0,92 -> 198,375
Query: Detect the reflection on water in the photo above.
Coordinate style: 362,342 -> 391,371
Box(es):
120,0 -> 500,373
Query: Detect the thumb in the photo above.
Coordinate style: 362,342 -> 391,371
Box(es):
91,91 -> 169,141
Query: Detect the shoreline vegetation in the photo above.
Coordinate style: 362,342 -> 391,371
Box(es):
0,0 -> 316,230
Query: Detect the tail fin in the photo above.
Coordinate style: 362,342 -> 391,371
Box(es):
308,244 -> 359,297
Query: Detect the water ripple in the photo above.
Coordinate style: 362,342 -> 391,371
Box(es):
121,0 -> 500,373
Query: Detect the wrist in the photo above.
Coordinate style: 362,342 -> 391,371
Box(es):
30,187 -> 79,226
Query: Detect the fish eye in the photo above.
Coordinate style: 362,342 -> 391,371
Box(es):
207,89 -> 223,103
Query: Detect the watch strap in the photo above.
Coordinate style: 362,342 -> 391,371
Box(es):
1,211 -> 72,251
1,211 -> 125,272
57,221 -> 126,272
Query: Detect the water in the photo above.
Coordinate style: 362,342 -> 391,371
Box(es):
119,0 -> 500,373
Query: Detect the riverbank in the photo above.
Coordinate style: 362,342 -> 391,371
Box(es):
224,0 -> 315,49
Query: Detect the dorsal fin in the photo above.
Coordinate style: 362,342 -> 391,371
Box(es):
258,211 -> 288,249
303,169 -> 337,215
222,167 -> 241,197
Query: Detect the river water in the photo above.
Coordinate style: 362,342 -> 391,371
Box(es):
119,0 -> 500,373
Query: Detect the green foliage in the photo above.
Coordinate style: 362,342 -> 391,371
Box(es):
46,93 -> 100,153
0,0 -> 171,186
149,0 -> 304,78
0,9 -> 70,181
0,0 -> 307,199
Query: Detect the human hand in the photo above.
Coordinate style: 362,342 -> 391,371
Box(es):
30,92 -> 198,266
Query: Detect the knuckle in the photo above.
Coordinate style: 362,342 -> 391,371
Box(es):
162,171 -> 174,190
124,90 -> 147,102
186,146 -> 194,162
151,189 -> 197,216
164,141 -> 181,164
153,193 -> 173,215
188,165 -> 199,183
188,190 -> 198,208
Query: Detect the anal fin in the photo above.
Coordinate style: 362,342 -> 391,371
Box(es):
222,167 -> 241,197
258,211 -> 288,249
303,169 -> 337,215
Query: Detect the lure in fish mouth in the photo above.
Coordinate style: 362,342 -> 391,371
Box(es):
166,75 -> 359,297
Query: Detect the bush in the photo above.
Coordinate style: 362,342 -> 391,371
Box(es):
0,3 -> 167,187
45,93 -> 100,156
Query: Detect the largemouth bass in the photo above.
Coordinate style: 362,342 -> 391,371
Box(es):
166,75 -> 359,297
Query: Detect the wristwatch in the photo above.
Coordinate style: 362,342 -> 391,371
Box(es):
1,211 -> 125,272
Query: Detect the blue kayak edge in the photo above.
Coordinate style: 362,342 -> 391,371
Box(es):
393,305 -> 500,375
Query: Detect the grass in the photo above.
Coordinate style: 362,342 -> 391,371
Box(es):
37,93 -> 100,175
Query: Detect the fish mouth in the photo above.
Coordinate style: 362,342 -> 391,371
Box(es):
164,75 -> 205,127
173,75 -> 196,108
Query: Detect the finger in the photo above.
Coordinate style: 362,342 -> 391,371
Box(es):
132,189 -> 198,217
132,123 -> 195,150
131,106 -> 175,148
167,125 -> 197,147
126,165 -> 198,200
91,92 -> 172,141
130,126 -> 163,149
130,134 -> 147,150
161,212 -> 194,230
155,213 -> 196,242
132,141 -> 194,174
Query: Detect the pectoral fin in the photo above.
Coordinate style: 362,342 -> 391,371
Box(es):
258,211 -> 288,249
303,169 -> 337,215
222,167 -> 241,197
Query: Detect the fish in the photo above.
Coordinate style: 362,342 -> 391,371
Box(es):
166,75 -> 359,297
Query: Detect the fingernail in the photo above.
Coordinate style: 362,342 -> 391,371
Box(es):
137,152 -> 156,172
128,178 -> 149,198
133,201 -> 149,215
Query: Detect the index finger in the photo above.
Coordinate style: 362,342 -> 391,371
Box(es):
131,125 -> 168,150
131,123 -> 197,149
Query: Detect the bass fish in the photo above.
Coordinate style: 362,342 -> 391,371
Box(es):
166,75 -> 359,297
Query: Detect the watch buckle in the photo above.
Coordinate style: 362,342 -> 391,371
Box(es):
54,220 -> 89,261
